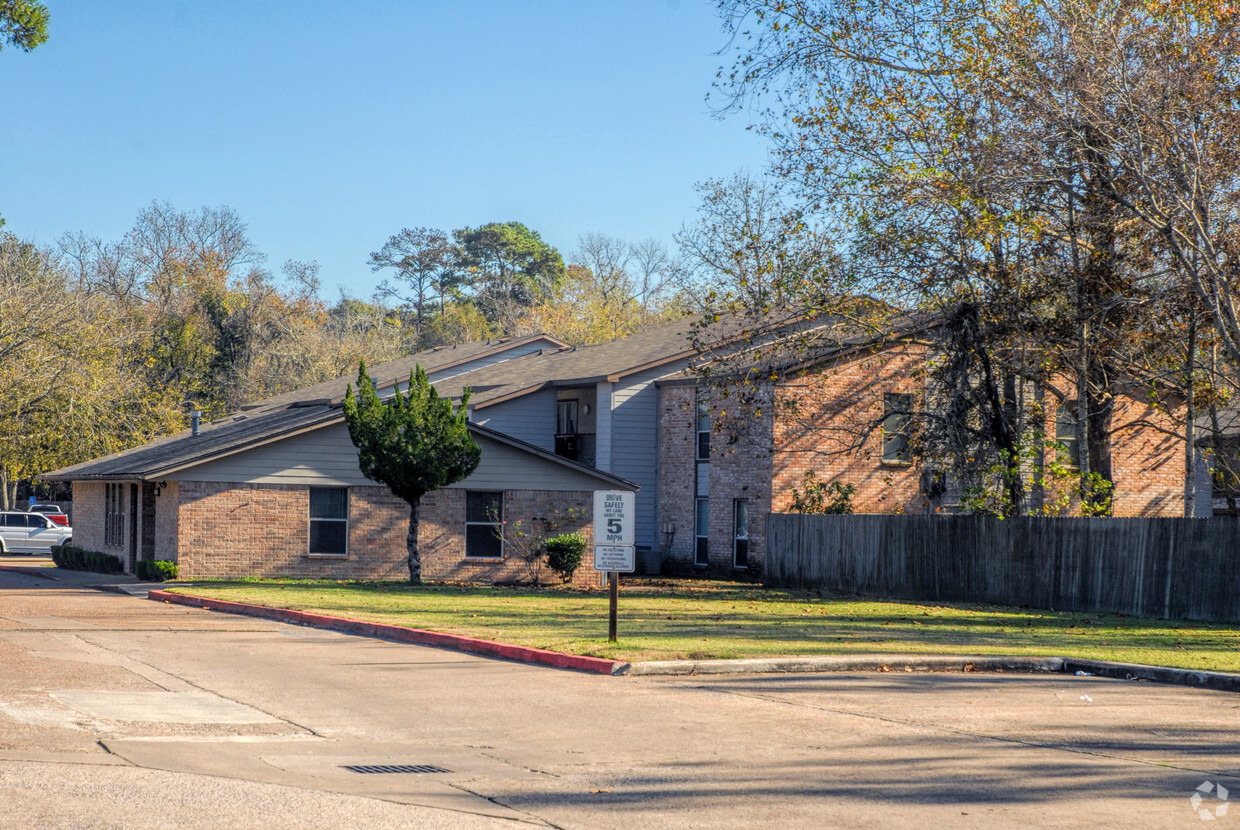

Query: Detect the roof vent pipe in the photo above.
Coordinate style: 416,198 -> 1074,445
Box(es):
190,410 -> 202,436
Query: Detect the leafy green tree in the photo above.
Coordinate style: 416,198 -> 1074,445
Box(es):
0,1 -> 48,53
0,234 -> 181,508
455,221 -> 564,333
343,361 -> 480,583
369,227 -> 465,345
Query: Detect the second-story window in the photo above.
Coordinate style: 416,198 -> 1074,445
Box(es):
1056,400 -> 1080,468
696,399 -> 711,460
882,392 -> 914,464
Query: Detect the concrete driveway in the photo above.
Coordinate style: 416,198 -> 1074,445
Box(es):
0,566 -> 1237,828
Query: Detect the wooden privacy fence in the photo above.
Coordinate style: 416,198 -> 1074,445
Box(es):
766,514 -> 1240,623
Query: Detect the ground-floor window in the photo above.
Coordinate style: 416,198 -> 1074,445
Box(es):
466,491 -> 504,558
105,482 -> 125,547
694,498 -> 709,566
309,487 -> 348,556
733,499 -> 749,569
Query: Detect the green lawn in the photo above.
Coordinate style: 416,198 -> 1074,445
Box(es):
166,578 -> 1240,672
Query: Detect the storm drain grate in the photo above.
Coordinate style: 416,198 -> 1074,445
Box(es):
342,764 -> 451,775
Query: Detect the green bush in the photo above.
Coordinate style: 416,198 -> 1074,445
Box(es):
135,559 -> 178,582
50,545 -> 122,575
790,472 -> 856,514
545,532 -> 586,583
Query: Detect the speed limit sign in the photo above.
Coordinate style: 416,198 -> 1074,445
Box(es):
593,490 -> 634,546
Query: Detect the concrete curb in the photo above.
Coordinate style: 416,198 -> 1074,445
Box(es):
623,654 -> 1240,693
622,655 -> 1065,676
144,590 -> 1240,692
147,590 -> 625,675
1061,657 -> 1240,694
0,564 -> 59,581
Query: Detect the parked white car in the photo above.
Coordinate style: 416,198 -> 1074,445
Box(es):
0,511 -> 72,554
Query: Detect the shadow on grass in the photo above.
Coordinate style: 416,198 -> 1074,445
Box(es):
176,579 -> 1240,669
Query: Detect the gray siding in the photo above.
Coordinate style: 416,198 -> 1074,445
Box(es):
170,423 -> 373,485
611,364 -> 687,549
170,422 -> 614,492
594,382 -> 613,472
448,435 -> 616,491
472,387 -> 558,451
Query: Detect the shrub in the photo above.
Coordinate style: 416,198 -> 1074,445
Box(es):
51,545 -> 122,575
790,472 -> 856,514
136,559 -> 178,582
545,532 -> 586,583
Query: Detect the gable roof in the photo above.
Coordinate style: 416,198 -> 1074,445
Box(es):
243,333 -> 569,413
389,315 -> 771,410
42,402 -> 637,490
42,316 -> 746,484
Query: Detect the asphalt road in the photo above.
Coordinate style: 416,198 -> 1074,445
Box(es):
0,564 -> 1237,828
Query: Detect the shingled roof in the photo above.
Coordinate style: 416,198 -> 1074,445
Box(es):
42,316 -> 724,482
419,316 -> 708,409
42,401 -> 637,490
243,333 -> 569,413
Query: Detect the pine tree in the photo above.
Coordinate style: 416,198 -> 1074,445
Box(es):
343,361 -> 480,583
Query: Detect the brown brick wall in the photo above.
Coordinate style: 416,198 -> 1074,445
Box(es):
657,384 -> 774,577
70,481 -> 107,554
1035,388 -> 1187,517
167,481 -> 602,584
1108,396 -> 1187,517
657,385 -> 697,567
772,343 -> 927,515
175,482 -> 407,579
420,488 -> 602,587
154,481 -> 180,561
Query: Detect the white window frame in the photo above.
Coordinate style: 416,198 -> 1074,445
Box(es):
732,499 -> 749,570
694,497 -> 709,567
696,399 -> 711,460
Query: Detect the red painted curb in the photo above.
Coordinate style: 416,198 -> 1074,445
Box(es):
147,590 -> 625,675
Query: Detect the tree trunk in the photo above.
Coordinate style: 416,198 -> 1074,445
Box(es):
406,499 -> 422,584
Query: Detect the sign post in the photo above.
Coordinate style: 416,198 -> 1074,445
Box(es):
593,491 -> 635,642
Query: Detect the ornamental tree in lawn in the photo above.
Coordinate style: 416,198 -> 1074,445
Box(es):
343,361 -> 480,583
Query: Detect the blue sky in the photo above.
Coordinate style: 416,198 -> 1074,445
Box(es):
0,1 -> 771,299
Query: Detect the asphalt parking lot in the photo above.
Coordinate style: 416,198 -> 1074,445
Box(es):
0,564 -> 1237,828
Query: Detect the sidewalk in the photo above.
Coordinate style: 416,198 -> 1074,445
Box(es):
0,556 -> 151,595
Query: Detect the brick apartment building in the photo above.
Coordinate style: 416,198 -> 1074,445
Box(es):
655,335 -> 1202,578
46,318 -> 1200,582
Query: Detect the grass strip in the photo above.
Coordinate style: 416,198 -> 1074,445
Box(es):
166,578 -> 1240,672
